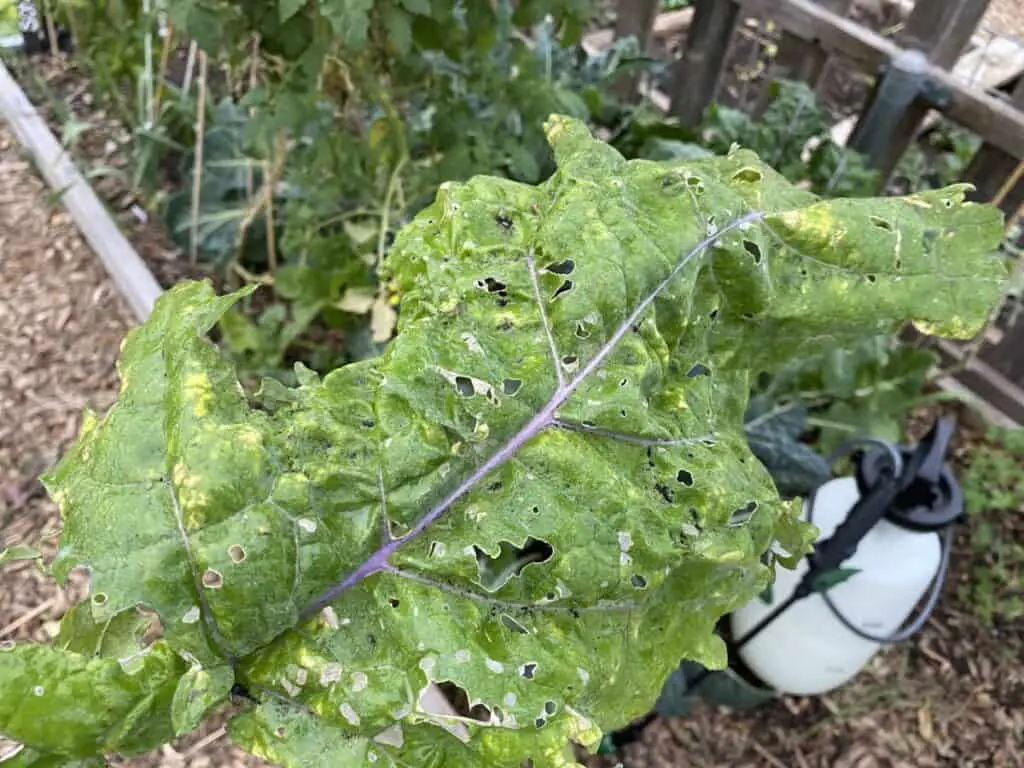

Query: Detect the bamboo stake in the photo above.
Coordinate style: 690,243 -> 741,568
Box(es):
181,40 -> 198,102
153,22 -> 175,118
992,156 -> 1024,209
42,0 -> 59,57
189,50 -> 208,265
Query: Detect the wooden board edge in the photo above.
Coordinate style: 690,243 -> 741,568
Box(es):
0,59 -> 162,324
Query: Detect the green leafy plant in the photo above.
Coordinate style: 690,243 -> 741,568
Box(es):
750,335 -> 945,462
0,117 -> 1008,767
960,427 -> 1024,625
53,0 -> 663,380
700,80 -> 879,198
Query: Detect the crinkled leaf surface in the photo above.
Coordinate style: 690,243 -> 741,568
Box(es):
0,642 -> 186,759
32,117 -> 1007,766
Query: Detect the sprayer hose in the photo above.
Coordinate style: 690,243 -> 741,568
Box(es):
806,437 -> 955,645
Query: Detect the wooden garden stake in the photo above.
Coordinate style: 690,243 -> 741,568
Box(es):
189,49 -> 208,265
992,156 -> 1024,209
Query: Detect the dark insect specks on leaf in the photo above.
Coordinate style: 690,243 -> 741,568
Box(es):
631,574 -> 647,589
360,418 -> 375,429
656,483 -> 673,503
388,597 -> 400,608
709,309 -> 719,321
496,213 -> 514,231
497,319 -> 514,332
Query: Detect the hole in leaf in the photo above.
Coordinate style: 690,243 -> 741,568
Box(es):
544,700 -> 557,716
686,175 -> 703,188
531,505 -> 540,514
709,309 -> 719,321
275,727 -> 287,738
495,213 -> 513,230
686,363 -> 709,378
202,570 -> 223,589
869,215 -> 892,231
561,355 -> 577,366
922,228 -> 940,250
631,574 -> 648,589
677,469 -> 694,486
436,681 -> 492,722
92,593 -> 108,606
732,167 -> 763,183
388,597 -> 400,608
497,319 -> 514,332
552,280 -> 574,300
483,277 -> 507,294
895,257 -> 902,270
360,418 -> 375,429
428,541 -> 444,558
502,378 -> 522,396
229,544 -> 246,564
619,377 -> 628,387
501,614 -> 529,634
520,662 -> 537,679
486,481 -> 503,492
535,717 -> 546,728
474,538 -> 554,591
575,322 -> 590,339
866,274 -> 877,283
656,483 -> 673,503
620,409 -> 627,417
545,259 -> 575,275
943,198 -> 953,208
743,239 -> 762,263
454,376 -> 475,397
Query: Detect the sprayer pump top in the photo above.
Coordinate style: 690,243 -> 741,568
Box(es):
855,418 -> 964,533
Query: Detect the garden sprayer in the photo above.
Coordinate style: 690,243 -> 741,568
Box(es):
609,418 -> 964,751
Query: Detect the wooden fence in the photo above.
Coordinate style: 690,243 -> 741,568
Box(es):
590,0 -> 1024,426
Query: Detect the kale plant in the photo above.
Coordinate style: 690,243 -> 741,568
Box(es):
0,117 -> 1008,767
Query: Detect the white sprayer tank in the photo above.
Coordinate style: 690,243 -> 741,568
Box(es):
730,476 -> 942,696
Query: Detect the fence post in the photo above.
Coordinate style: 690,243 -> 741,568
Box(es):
849,0 -> 992,178
668,0 -> 741,125
611,0 -> 660,101
963,77 -> 1024,215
